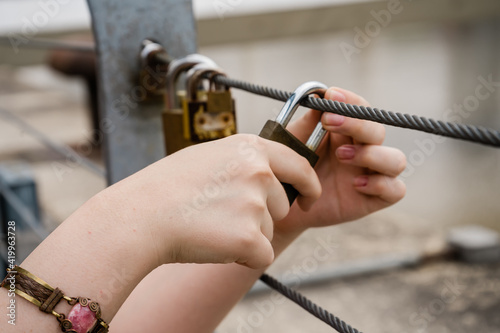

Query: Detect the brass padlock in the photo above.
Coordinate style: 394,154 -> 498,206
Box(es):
207,87 -> 233,114
183,65 -> 237,143
259,81 -> 328,205
162,54 -> 217,155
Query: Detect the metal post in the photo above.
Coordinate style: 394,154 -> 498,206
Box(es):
87,0 -> 197,184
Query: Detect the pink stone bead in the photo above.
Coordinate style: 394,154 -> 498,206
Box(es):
67,303 -> 97,333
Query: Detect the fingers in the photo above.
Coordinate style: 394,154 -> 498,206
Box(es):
234,212 -> 275,269
264,139 -> 322,210
325,87 -> 370,107
335,142 -> 407,204
320,87 -> 385,145
336,145 -> 407,177
322,113 -> 385,145
287,86 -> 385,145
354,174 -> 406,205
266,176 -> 290,221
236,231 -> 275,269
287,87 -> 372,143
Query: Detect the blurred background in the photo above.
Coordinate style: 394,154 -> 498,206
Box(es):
0,0 -> 499,332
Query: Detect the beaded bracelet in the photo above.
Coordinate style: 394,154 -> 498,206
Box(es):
1,266 -> 109,333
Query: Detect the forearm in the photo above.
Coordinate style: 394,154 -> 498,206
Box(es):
111,228 -> 303,332
0,191 -> 158,332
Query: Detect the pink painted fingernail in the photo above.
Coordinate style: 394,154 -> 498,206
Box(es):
324,113 -> 345,126
336,145 -> 355,160
354,176 -> 369,187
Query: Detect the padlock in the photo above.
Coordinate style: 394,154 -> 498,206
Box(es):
182,65 -> 237,142
259,81 -> 328,205
206,84 -> 233,114
204,74 -> 237,140
162,54 -> 217,155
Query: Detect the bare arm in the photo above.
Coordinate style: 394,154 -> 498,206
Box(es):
111,87 -> 407,332
0,190 -> 160,332
0,133 -> 321,332
110,229 -> 301,332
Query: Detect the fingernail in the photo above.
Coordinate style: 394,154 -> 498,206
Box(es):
326,89 -> 346,102
354,176 -> 368,187
336,145 -> 355,160
323,113 -> 345,126
354,175 -> 369,187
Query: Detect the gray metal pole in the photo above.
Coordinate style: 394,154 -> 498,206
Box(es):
87,0 -> 197,184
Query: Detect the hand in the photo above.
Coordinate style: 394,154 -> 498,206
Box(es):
277,87 -> 406,233
102,134 -> 321,269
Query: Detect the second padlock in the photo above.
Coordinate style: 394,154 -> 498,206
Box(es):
162,54 -> 217,155
183,65 -> 237,143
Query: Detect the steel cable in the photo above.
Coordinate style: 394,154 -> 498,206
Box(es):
260,273 -> 363,333
212,75 -> 500,148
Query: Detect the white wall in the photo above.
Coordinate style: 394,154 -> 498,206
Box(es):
0,0 -> 374,34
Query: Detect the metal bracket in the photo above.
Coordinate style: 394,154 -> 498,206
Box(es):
87,0 -> 197,184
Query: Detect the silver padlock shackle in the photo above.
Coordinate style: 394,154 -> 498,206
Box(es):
165,54 -> 217,109
275,81 -> 328,152
185,63 -> 226,101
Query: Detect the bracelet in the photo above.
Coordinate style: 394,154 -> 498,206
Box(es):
1,266 -> 109,333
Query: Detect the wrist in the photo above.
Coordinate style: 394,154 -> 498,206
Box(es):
12,189 -> 162,330
97,167 -> 185,267
94,186 -> 162,271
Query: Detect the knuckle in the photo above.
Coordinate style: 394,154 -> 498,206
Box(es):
245,133 -> 266,147
273,201 -> 290,222
247,163 -> 274,185
395,180 -> 407,200
237,133 -> 258,142
296,155 -> 313,174
375,125 -> 386,144
351,119 -> 364,135
244,197 -> 268,216
360,147 -> 376,166
236,228 -> 259,248
260,251 -> 274,267
372,177 -> 386,194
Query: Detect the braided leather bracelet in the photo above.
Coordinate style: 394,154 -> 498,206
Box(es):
1,266 -> 109,333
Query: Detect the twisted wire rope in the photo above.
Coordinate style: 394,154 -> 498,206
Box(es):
212,75 -> 500,148
260,273 -> 363,333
